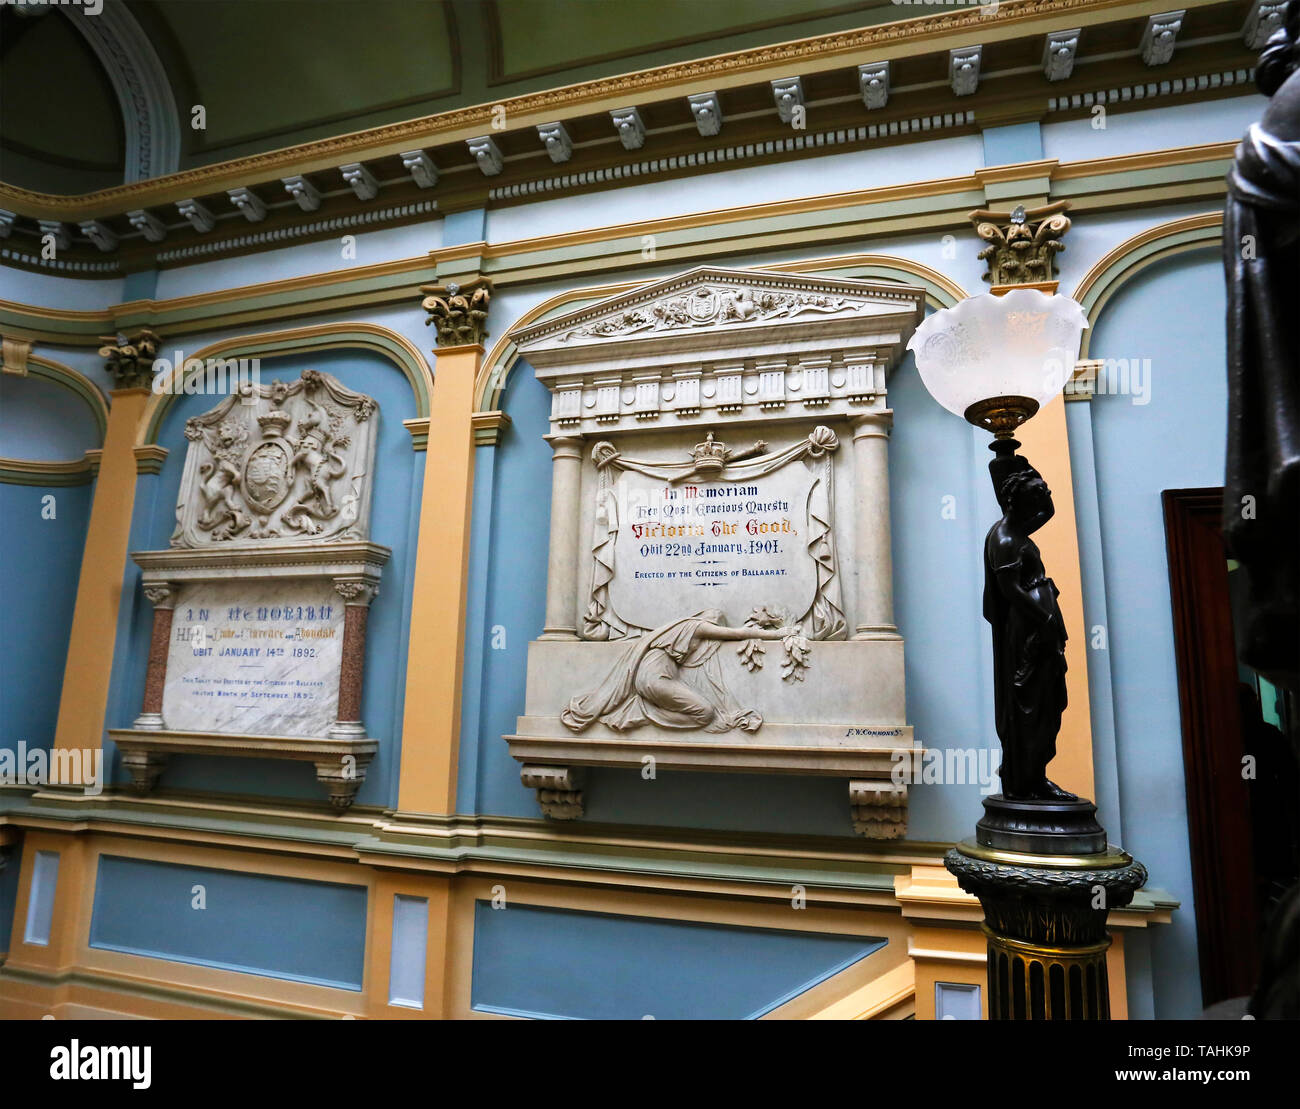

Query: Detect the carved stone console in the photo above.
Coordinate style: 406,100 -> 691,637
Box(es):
503,266 -> 927,836
111,370 -> 390,810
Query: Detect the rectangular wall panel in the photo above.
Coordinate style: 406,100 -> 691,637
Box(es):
89,855 -> 367,990
22,850 -> 59,947
388,894 -> 429,1009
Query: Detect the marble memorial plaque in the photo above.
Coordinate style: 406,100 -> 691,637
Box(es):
584,427 -> 845,641
606,465 -> 819,631
162,580 -> 343,737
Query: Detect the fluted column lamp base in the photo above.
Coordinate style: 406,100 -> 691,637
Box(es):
945,840 -> 1147,1020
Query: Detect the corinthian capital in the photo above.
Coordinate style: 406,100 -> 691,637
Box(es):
420,279 -> 492,348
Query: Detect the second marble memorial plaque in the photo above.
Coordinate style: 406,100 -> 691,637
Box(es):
162,580 -> 344,737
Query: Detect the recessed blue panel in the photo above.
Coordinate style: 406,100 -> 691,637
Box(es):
89,855 -> 367,990
471,902 -> 883,1019
0,482 -> 93,758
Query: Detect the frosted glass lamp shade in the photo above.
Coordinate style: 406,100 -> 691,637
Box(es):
906,288 -> 1088,432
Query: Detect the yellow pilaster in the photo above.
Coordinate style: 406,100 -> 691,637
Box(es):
50,387 -> 151,784
1016,398 -> 1095,801
397,343 -> 482,814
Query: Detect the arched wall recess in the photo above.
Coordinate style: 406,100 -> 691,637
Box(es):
0,354 -> 109,484
1072,212 -> 1223,360
139,321 -> 434,447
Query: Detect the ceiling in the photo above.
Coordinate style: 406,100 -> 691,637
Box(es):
0,0 -> 913,194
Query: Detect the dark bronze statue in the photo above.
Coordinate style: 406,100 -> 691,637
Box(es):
1224,0 -> 1300,1021
1223,0 -> 1300,693
983,449 -> 1072,801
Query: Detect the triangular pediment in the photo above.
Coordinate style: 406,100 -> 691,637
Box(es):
511,266 -> 924,354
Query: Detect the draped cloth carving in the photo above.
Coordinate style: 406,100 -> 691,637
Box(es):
561,610 -> 800,734
581,426 -> 846,641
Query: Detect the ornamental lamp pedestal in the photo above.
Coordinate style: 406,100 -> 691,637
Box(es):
909,285 -> 1148,1020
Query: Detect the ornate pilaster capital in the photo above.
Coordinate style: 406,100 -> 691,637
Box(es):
98,327 -> 162,390
334,579 -> 379,606
420,278 -> 493,348
545,433 -> 584,461
969,201 -> 1071,288
142,582 -> 175,609
849,409 -> 894,439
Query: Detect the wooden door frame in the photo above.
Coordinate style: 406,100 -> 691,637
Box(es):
1162,487 -> 1259,1005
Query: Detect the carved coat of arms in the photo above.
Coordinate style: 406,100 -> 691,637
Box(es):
170,369 -> 379,548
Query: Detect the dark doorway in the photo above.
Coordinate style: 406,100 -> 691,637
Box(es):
1163,488 -> 1300,1006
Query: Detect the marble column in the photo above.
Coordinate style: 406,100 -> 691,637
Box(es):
133,583 -> 175,730
330,580 -> 377,740
850,410 -> 900,640
540,434 -> 584,640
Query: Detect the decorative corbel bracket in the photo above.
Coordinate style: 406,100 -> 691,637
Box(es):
610,107 -> 646,150
859,61 -> 890,109
1140,10 -> 1185,66
537,121 -> 573,163
521,765 -> 584,819
850,780 -> 908,839
687,92 -> 723,137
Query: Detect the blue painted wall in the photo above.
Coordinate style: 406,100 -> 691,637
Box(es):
102,349 -> 420,807
89,854 -> 367,990
1,371 -> 100,764
0,482 -> 94,761
471,901 -> 884,1019
0,373 -> 100,461
1078,248 -> 1226,1018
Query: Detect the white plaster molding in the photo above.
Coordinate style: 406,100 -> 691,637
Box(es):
537,121 -> 573,163
226,187 -> 267,222
771,76 -> 804,123
79,219 -> 118,252
512,265 -> 924,436
467,135 -> 504,176
1243,0 -> 1287,50
1043,29 -> 1081,82
340,162 -> 379,201
1045,65 -> 1253,112
60,0 -> 181,182
156,199 -> 436,263
610,106 -> 645,150
128,208 -> 167,241
1141,10 -> 1185,66
401,149 -> 439,188
176,198 -> 215,232
282,175 -> 321,211
859,61 -> 890,109
688,91 -> 723,136
949,46 -> 983,96
37,220 -> 70,250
